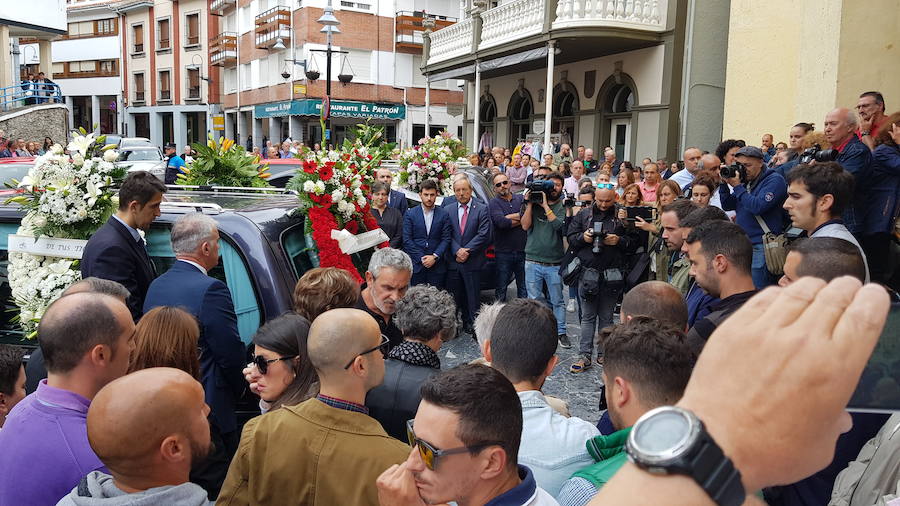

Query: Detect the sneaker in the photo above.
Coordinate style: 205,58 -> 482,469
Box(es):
570,355 -> 592,373
566,299 -> 575,313
558,334 -> 572,349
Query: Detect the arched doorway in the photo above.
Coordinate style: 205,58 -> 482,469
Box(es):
507,89 -> 533,148
597,75 -> 637,163
552,82 -> 579,148
478,93 -> 497,154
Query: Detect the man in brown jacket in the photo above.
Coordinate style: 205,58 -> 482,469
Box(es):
217,308 -> 409,505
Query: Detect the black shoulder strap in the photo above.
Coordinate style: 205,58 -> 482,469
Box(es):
76,474 -> 91,497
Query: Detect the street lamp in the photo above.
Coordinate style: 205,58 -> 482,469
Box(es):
317,0 -> 339,147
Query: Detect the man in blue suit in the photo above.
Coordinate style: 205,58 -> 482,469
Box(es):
403,179 -> 451,289
376,168 -> 408,215
143,213 -> 246,499
446,176 -> 493,335
81,171 -> 167,321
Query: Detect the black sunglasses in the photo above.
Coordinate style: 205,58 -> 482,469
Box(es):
252,354 -> 297,375
406,420 -> 503,471
494,180 -> 510,188
343,334 -> 390,369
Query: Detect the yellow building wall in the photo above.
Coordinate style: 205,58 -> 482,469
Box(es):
722,0 -> 899,146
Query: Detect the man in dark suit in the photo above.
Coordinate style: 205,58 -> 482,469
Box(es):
142,212 -> 246,499
403,179 -> 451,289
81,171 -> 166,321
376,168 -> 408,215
446,176 -> 493,335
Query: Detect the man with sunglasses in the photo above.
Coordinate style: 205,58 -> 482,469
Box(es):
219,308 -> 409,505
377,364 -> 558,506
489,172 -> 527,302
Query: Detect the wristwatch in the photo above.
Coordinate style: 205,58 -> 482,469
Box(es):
861,131 -> 871,137
626,406 -> 745,506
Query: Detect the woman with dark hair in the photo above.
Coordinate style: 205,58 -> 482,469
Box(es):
244,313 -> 318,413
40,137 -> 53,155
0,139 -> 12,158
776,122 -> 815,177
715,139 -> 746,166
616,168 -> 636,198
690,174 -> 717,208
370,181 -> 403,249
128,306 -> 201,379
864,112 -> 900,283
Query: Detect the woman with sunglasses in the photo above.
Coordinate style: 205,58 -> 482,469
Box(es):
243,313 -> 318,414
366,285 -> 458,440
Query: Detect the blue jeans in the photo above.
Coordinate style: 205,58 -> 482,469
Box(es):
751,243 -> 777,289
495,250 -> 526,301
525,261 -> 567,335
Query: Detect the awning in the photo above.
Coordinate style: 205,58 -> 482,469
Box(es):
427,47 -> 549,82
254,99 -> 406,120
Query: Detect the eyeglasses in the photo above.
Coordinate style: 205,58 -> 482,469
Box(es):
494,180 -> 510,188
252,354 -> 297,375
406,420 -> 503,471
597,183 -> 615,189
343,334 -> 391,369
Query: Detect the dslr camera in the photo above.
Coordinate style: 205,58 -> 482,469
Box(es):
799,144 -> 839,164
591,222 -> 607,254
720,161 -> 747,183
526,180 -> 555,203
562,192 -> 576,208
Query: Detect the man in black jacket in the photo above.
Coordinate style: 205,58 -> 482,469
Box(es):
566,186 -> 631,372
81,172 -> 166,320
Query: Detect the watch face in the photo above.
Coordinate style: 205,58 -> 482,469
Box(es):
635,409 -> 691,455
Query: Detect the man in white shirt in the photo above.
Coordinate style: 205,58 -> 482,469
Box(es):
668,147 -> 703,190
489,298 -> 599,497
564,160 -> 586,196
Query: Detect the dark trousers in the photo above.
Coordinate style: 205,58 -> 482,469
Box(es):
190,421 -> 239,501
447,268 -> 481,326
579,284 -> 621,358
859,233 -> 892,284
494,250 -> 526,301
411,268 -> 446,289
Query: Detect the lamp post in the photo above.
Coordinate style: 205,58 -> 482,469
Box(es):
318,1 -> 340,148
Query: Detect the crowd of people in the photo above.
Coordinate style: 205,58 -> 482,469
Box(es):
0,89 -> 896,506
0,129 -> 55,158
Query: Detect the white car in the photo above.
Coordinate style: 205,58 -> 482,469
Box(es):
117,146 -> 166,181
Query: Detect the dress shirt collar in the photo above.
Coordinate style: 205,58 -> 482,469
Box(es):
177,258 -> 207,274
316,394 -> 369,415
112,215 -> 142,243
34,379 -> 91,414
484,466 -> 539,506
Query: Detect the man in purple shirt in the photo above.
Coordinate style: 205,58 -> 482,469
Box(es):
0,291 -> 135,505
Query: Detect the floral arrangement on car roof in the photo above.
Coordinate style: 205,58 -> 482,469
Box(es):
286,124 -> 394,283
5,129 -> 125,337
396,131 -> 466,196
176,135 -> 272,188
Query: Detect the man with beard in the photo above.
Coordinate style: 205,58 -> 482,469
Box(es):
376,168 -> 409,215
489,172 -> 527,301
356,247 -> 413,350
556,317 -> 696,505
658,199 -> 698,295
57,368 -> 214,505
567,186 -> 631,372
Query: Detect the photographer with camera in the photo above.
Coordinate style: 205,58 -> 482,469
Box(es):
521,169 -> 571,347
566,186 -> 631,373
719,146 -> 787,289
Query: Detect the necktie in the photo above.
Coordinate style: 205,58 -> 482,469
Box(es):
460,204 -> 468,235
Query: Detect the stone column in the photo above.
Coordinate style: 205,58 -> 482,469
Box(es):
91,95 -> 101,133
174,110 -> 187,147
543,40 -> 555,154
38,40 -> 53,77
0,26 -> 12,93
149,111 -> 162,147
473,60 -> 480,153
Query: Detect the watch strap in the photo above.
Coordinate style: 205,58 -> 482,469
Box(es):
688,423 -> 746,506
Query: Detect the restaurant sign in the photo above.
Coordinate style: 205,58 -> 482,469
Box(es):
255,99 -> 405,120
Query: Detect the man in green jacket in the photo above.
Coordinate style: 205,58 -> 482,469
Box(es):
659,199 -> 698,295
556,316 -> 698,505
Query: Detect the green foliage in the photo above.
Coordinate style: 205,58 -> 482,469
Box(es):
177,135 -> 272,188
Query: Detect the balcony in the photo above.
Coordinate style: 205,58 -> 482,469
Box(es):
395,11 -> 457,53
255,5 -> 291,49
210,32 -> 238,67
427,0 -> 667,66
210,0 -> 236,13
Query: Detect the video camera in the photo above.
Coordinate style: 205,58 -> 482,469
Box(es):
799,144 -> 839,165
720,161 -> 748,183
526,180 -> 555,203
562,192 -> 576,208
591,222 -> 607,254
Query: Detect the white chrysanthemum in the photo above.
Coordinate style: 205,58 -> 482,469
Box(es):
103,150 -> 118,162
302,180 -> 316,193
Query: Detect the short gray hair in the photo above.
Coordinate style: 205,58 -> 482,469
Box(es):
367,247 -> 412,278
393,285 -> 458,342
473,301 -> 506,348
171,213 -> 218,255
845,109 -> 858,126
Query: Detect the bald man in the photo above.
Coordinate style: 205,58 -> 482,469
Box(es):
823,108 -> 874,240
57,368 -> 213,505
0,293 -> 135,505
669,147 -> 703,190
620,281 -> 688,331
685,153 -> 725,210
566,187 -> 631,373
375,167 -> 408,214
218,308 -> 408,505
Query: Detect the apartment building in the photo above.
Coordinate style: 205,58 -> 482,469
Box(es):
114,0 -> 221,147
214,0 -> 465,149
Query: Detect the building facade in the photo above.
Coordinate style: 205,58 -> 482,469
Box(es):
423,0 -> 731,163
114,0 -> 221,147
722,0 -> 899,143
216,0 -> 465,150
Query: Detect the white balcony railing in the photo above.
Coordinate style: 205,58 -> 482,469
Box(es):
554,0 -> 664,31
427,18 -> 473,65
210,0 -> 236,12
479,0 -> 545,50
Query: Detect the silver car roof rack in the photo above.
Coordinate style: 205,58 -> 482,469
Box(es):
164,185 -> 299,196
159,202 -> 225,215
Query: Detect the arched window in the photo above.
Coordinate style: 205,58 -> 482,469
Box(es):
553,89 -> 577,117
604,84 -> 634,113
480,97 -> 497,123
509,93 -> 532,121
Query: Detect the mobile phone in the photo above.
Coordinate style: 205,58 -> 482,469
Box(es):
625,206 -> 655,222
847,302 -> 900,413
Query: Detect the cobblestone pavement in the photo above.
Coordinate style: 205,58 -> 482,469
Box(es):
437,284 -> 608,424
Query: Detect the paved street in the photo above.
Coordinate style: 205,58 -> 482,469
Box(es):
438,284 -> 607,424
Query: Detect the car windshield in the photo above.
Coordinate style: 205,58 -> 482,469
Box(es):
0,163 -> 34,187
119,149 -> 162,161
